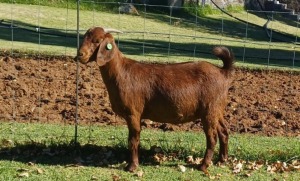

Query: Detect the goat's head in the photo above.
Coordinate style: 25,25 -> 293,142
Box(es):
76,27 -> 122,66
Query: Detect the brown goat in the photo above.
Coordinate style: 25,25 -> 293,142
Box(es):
76,27 -> 234,174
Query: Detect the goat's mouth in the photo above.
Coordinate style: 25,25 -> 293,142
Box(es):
74,55 -> 90,64
75,49 -> 96,64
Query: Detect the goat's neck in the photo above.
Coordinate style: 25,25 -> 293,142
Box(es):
98,52 -> 128,115
99,51 -> 125,85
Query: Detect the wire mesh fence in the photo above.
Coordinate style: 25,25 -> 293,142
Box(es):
0,1 -> 299,145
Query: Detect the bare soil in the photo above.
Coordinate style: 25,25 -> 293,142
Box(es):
0,55 -> 299,137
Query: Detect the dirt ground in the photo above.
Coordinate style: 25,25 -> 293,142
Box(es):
0,55 -> 299,137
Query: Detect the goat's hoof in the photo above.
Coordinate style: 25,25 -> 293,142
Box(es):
215,160 -> 227,167
198,164 -> 209,175
125,163 -> 138,172
218,156 -> 228,163
216,158 -> 227,165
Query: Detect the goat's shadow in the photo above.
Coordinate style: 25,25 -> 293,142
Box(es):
0,142 -> 198,170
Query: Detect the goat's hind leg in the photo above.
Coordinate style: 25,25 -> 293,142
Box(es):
199,115 -> 218,174
125,115 -> 141,172
217,118 -> 229,163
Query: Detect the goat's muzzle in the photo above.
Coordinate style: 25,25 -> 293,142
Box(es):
74,55 -> 88,64
74,51 -> 90,64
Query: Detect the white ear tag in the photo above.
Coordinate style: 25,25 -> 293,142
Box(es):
106,43 -> 113,50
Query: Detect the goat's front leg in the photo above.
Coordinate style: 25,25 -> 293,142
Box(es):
125,115 -> 141,172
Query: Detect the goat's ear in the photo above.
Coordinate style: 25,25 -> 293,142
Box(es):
96,35 -> 116,66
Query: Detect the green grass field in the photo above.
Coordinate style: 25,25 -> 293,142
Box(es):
0,122 -> 299,180
0,1 -> 299,69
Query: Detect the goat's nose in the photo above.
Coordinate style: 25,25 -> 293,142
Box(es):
74,52 -> 84,61
79,52 -> 84,57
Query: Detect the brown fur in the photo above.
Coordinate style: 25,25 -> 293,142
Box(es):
76,27 -> 234,174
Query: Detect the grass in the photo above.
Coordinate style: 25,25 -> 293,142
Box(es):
0,0 -> 121,11
183,3 -> 245,16
0,122 -> 299,180
0,2 -> 299,69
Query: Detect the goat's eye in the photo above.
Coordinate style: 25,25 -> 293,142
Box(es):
93,39 -> 102,44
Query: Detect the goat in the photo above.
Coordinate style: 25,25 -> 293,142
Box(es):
76,27 -> 234,174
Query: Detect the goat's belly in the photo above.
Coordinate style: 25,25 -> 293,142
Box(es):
142,112 -> 198,124
142,101 -> 200,124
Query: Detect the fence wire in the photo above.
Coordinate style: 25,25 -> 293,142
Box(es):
0,1 -> 299,145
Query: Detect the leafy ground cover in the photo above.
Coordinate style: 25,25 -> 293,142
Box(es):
0,122 -> 299,180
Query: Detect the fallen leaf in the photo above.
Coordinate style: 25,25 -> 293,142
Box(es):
210,173 -> 222,180
118,161 -> 127,169
267,161 -> 283,173
178,165 -> 186,172
65,164 -> 83,168
135,170 -> 144,177
36,168 -> 44,174
161,155 -> 168,162
216,161 -> 226,168
267,165 -> 274,173
233,162 -> 243,174
209,175 -> 215,180
291,160 -> 299,165
112,174 -> 121,181
27,161 -> 35,166
194,157 -> 203,165
153,154 -> 160,163
91,175 -> 98,180
18,172 -> 29,178
245,172 -> 252,177
292,165 -> 300,171
255,160 -> 264,169
186,156 -> 194,164
1,139 -> 14,147
17,168 -> 30,172
246,160 -> 263,170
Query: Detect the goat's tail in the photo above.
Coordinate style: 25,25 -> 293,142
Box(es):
213,46 -> 234,71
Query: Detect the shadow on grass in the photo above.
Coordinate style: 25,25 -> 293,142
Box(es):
0,142 -> 201,169
0,19 -> 299,68
121,39 -> 300,68
0,20 -> 78,49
